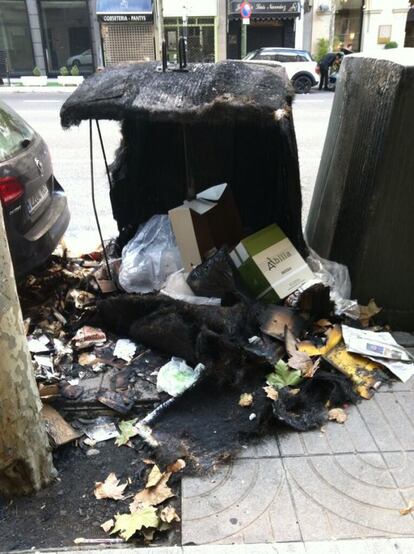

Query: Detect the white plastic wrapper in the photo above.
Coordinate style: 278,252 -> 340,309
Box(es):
119,215 -> 183,294
160,270 -> 221,306
156,357 -> 205,397
306,248 -> 360,319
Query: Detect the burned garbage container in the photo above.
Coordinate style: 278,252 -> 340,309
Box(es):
306,49 -> 414,330
60,60 -> 306,255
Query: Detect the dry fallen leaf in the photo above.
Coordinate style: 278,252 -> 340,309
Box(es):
284,327 -> 297,357
110,507 -> 159,540
288,351 -> 313,372
94,473 -> 127,500
239,393 -> 253,407
101,519 -> 114,533
328,408 -> 347,424
78,352 -> 97,366
146,465 -> 163,488
130,472 -> 174,510
263,385 -> 279,401
160,506 -> 181,523
289,388 -> 300,395
400,500 -> 414,515
359,299 -> 382,328
166,459 -> 186,474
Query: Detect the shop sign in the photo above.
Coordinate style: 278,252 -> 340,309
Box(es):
98,13 -> 153,22
229,1 -> 300,16
96,0 -> 152,15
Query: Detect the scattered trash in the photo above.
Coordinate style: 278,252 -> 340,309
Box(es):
101,519 -> 115,533
249,413 -> 256,421
97,390 -> 134,414
113,338 -> 137,363
263,385 -> 278,401
161,270 -> 221,306
160,506 -> 180,523
41,405 -> 82,447
119,215 -> 182,294
156,357 -> 204,397
74,537 -> 124,545
169,183 -> 243,271
94,473 -> 127,500
239,393 -> 253,407
359,299 -> 382,327
73,326 -> 107,349
399,500 -> 414,516
84,418 -> 120,443
78,352 -> 97,366
230,223 -> 314,303
328,407 -> 347,424
130,470 -> 174,509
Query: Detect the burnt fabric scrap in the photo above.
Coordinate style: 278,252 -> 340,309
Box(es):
60,61 -> 305,254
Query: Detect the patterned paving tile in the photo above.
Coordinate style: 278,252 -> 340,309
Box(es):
284,453 -> 414,540
182,458 -> 300,545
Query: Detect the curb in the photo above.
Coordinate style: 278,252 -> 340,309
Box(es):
0,87 -> 77,94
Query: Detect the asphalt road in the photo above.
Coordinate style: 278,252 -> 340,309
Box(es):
1,89 -> 334,247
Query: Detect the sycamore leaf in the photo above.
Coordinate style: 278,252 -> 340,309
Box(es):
94,473 -> 127,500
101,519 -> 114,533
115,418 -> 138,447
359,299 -> 382,328
239,393 -> 253,407
166,459 -> 186,473
400,500 -> 414,516
146,465 -> 163,488
266,359 -> 302,390
263,385 -> 279,401
328,408 -> 347,424
160,505 -> 181,523
110,507 -> 159,541
130,473 -> 174,510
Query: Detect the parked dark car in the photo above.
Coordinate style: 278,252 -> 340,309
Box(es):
0,100 -> 70,277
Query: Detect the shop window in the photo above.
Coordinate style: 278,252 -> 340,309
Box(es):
38,0 -> 93,75
0,0 -> 34,75
164,17 -> 215,63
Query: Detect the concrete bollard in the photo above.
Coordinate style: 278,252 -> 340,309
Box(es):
306,49 -> 414,330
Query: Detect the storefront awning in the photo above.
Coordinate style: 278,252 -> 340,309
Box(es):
228,1 -> 300,19
96,0 -> 153,21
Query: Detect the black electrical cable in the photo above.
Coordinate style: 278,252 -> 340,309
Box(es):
89,119 -> 112,281
95,119 -> 113,189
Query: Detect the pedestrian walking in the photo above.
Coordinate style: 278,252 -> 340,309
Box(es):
318,53 -> 342,91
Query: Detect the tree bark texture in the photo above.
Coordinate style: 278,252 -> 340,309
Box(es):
0,208 -> 56,496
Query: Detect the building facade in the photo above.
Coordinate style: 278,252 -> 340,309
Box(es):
300,1 -> 412,57
227,1 -> 301,59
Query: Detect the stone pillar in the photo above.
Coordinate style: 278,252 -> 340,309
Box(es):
216,0 -> 227,61
26,0 -> 46,74
306,50 -> 414,330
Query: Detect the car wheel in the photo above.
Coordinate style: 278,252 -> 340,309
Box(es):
293,75 -> 312,94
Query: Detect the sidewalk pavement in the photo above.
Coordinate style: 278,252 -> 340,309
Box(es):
10,538 -> 414,553
180,379 -> 414,547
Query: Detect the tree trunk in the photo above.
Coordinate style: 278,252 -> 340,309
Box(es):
0,208 -> 56,496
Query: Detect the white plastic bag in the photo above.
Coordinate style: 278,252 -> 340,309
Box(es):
119,215 -> 183,294
156,357 -> 205,397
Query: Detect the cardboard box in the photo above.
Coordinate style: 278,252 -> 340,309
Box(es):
169,183 -> 243,271
230,224 -> 314,303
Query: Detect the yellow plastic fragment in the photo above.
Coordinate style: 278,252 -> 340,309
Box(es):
298,325 -> 342,357
324,341 -> 385,399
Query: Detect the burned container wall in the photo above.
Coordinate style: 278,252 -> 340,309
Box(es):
110,113 -> 305,253
306,53 -> 414,330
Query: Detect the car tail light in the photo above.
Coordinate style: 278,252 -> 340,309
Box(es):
0,177 -> 24,206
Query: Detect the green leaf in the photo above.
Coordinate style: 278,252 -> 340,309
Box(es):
266,359 -> 302,390
110,507 -> 159,541
115,418 -> 138,447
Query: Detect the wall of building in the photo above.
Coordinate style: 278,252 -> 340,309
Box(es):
361,0 -> 410,52
163,0 -> 217,18
311,7 -> 333,55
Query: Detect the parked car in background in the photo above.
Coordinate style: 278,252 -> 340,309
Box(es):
66,49 -> 92,68
0,100 -> 70,277
243,47 -> 319,93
